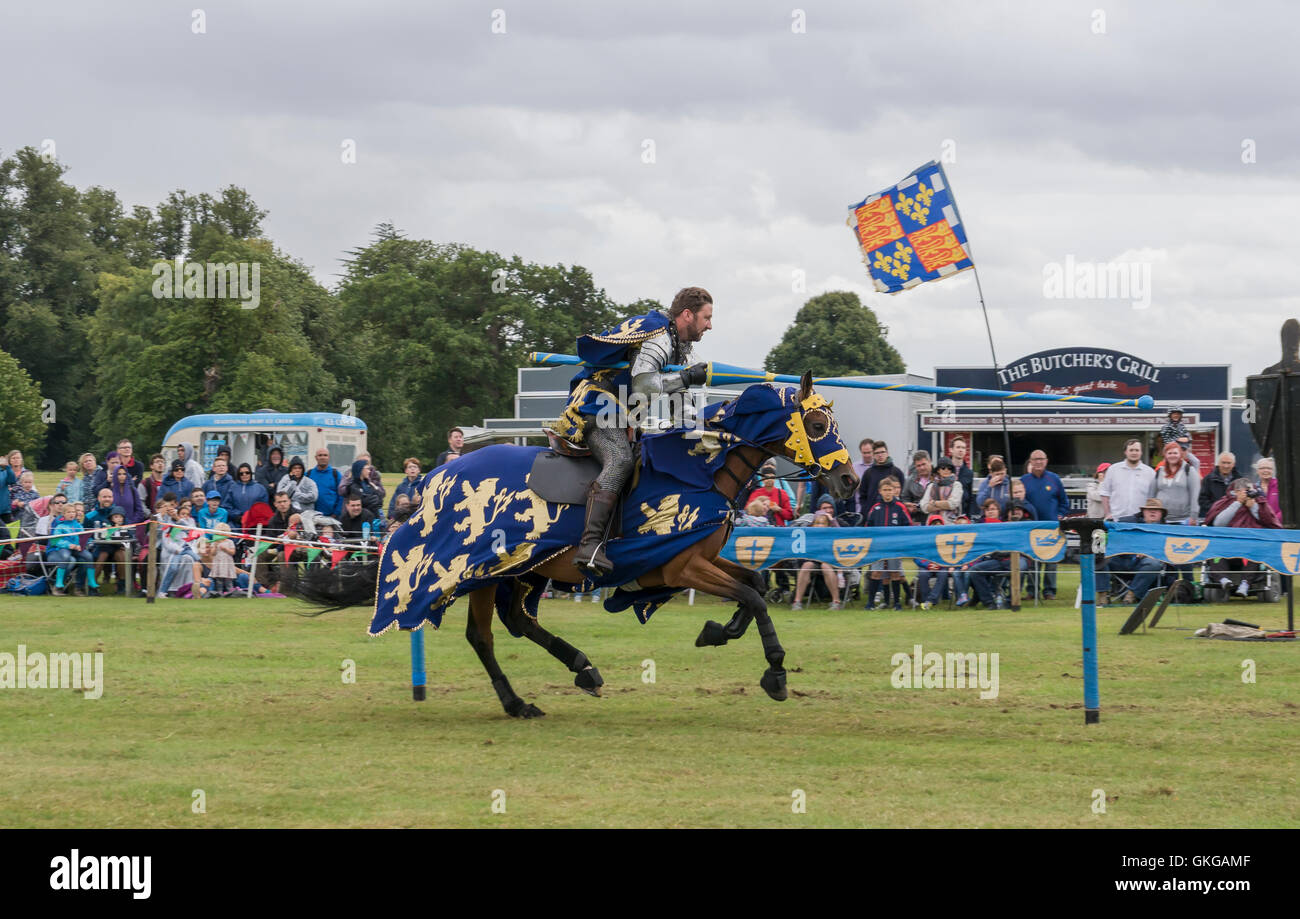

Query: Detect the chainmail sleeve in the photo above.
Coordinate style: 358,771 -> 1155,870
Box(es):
630,332 -> 690,398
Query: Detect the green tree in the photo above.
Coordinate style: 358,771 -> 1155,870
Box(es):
764,291 -> 905,377
0,345 -> 47,457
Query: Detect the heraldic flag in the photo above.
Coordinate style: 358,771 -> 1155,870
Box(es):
848,161 -> 974,294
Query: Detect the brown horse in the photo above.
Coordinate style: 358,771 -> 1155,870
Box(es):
302,372 -> 859,717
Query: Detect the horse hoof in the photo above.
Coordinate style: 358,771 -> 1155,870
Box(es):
760,668 -> 788,702
575,666 -> 604,697
695,620 -> 729,647
507,700 -> 546,719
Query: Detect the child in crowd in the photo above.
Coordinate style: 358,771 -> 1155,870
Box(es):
55,461 -> 81,499
47,502 -> 97,596
196,522 -> 238,597
198,490 -> 229,531
1157,406 -> 1199,467
864,477 -> 911,611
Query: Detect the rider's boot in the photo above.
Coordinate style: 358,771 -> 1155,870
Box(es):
574,483 -> 617,575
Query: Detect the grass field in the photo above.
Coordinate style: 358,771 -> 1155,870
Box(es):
2,571 -> 1297,828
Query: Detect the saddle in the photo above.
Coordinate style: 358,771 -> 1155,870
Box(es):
527,448 -> 641,539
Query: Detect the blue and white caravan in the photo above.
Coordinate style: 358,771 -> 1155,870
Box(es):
161,411 -> 369,472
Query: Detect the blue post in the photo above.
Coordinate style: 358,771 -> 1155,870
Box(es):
409,628 -> 427,702
1078,552 -> 1100,724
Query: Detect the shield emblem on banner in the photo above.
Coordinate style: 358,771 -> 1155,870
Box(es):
734,535 -> 775,568
1280,543 -> 1300,575
935,532 -> 977,565
1029,528 -> 1065,561
1164,537 -> 1210,565
832,538 -> 872,567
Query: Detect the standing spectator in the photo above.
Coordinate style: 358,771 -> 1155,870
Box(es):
0,452 -> 16,524
11,470 -> 42,530
944,437 -> 976,517
921,459 -> 965,524
1205,478 -> 1281,597
162,460 -> 196,502
91,451 -> 122,496
1254,457 -> 1282,523
1100,439 -> 1155,520
863,476 -> 911,610
852,438 -> 874,516
435,428 -> 465,468
1148,442 -> 1200,525
307,448 -> 343,519
77,452 -> 100,506
343,459 -> 384,517
227,463 -> 269,527
976,455 -> 1011,515
178,442 -> 206,488
1086,463 -> 1110,517
55,461 -> 81,499
278,457 -> 321,532
858,441 -> 906,512
900,450 -> 933,523
116,439 -> 145,485
339,452 -> 386,494
1197,452 -> 1240,520
749,464 -> 794,526
1021,450 -> 1069,599
204,457 -> 236,509
389,458 -> 423,516
138,454 -> 168,512
6,449 -> 28,486
256,445 -> 289,494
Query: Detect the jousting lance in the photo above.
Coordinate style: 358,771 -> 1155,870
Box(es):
528,352 -> 1157,410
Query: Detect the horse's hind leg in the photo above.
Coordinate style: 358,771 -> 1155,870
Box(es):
464,586 -> 544,719
505,584 -> 604,697
695,558 -> 767,648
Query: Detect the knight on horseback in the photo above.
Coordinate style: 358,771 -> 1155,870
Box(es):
548,286 -> 714,575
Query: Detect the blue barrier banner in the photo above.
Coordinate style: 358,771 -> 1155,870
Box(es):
721,520 -> 1067,569
1105,521 -> 1300,573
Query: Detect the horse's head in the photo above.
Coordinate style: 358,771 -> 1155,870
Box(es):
775,371 -> 858,500
703,373 -> 859,500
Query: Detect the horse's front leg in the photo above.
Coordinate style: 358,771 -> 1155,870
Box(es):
676,554 -> 787,701
694,557 -> 767,648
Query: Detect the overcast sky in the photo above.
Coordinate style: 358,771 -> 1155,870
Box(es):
5,0 -> 1297,388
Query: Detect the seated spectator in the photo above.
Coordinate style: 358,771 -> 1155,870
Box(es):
198,490 -> 229,531
900,450 -> 932,523
256,445 -> 289,494
84,488 -> 116,530
975,455 -> 1011,515
864,476 -> 911,610
1086,463 -> 1109,517
915,515 -> 957,610
962,501 -> 1031,610
390,493 -> 413,520
1100,498 -> 1170,605
1198,452 -> 1240,520
389,458 -> 423,516
1253,457 -> 1281,523
977,498 -> 1001,523
256,491 -> 306,592
737,496 -> 773,527
791,493 -> 839,527
46,500 -> 97,596
749,464 -> 794,526
791,512 -> 841,611
227,463 -> 269,528
920,458 -> 964,524
91,506 -> 135,594
338,495 -> 380,540
1205,477 -> 1281,598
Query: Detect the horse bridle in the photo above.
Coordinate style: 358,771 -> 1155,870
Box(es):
713,432 -> 829,511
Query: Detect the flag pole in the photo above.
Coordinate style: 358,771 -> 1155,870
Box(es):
937,161 -> 1013,471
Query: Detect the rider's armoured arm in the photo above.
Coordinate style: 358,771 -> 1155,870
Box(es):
630,333 -> 690,398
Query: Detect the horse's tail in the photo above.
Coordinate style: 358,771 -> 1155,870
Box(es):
294,557 -> 380,613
